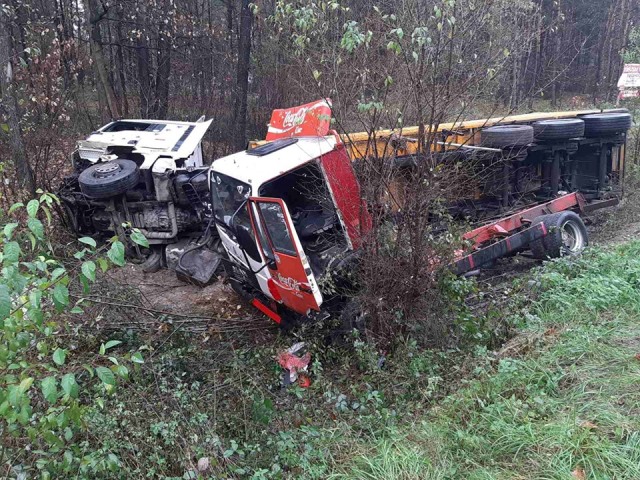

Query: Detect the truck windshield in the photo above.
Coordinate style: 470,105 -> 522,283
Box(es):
210,171 -> 252,227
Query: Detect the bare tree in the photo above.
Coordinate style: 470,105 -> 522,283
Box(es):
0,4 -> 35,195
154,0 -> 172,119
233,0 -> 253,149
84,0 -> 120,119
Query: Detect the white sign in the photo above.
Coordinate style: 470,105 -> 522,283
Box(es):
618,64 -> 640,100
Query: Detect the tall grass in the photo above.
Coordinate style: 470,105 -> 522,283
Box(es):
327,242 -> 640,479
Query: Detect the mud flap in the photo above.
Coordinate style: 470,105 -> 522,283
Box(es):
176,248 -> 222,286
166,238 -> 222,286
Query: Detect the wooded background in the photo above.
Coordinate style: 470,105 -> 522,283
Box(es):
0,0 -> 638,193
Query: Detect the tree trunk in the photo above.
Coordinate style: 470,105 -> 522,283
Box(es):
0,6 -> 35,194
154,1 -> 172,119
593,3 -> 614,100
233,0 -> 252,150
84,0 -> 120,119
608,0 -> 632,100
54,0 -> 72,85
114,4 -> 129,116
136,0 -> 152,118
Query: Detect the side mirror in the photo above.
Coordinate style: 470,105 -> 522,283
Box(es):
235,225 -> 261,263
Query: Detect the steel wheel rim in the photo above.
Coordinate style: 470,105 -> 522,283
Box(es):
93,162 -> 121,179
560,220 -> 584,255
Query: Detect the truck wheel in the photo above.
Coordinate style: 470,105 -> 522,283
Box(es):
480,125 -> 534,148
529,211 -> 588,259
581,113 -> 632,137
533,119 -> 585,140
141,248 -> 163,273
329,300 -> 366,344
78,159 -> 140,198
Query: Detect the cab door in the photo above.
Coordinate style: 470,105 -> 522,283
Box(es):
248,197 -> 322,315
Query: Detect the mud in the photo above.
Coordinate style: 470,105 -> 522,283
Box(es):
106,264 -> 251,319
587,201 -> 640,245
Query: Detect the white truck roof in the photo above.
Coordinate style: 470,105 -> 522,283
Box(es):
77,118 -> 213,166
211,136 -> 338,191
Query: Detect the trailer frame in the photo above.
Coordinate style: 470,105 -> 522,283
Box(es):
454,191 -> 619,274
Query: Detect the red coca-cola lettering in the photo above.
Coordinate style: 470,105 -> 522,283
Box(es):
266,99 -> 332,141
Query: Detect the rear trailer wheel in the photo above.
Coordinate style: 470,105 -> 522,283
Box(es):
78,159 -> 140,198
329,300 -> 366,345
581,113 -> 632,137
480,125 -> 534,148
532,118 -> 585,140
529,211 -> 588,259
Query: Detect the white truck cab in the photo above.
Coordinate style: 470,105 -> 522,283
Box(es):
60,116 -> 220,282
209,102 -> 371,324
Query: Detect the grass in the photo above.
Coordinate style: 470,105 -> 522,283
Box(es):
69,240 -> 640,479
325,242 -> 640,479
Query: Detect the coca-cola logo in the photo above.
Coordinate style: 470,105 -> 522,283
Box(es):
273,272 -> 307,299
282,108 -> 309,128
274,272 -> 301,291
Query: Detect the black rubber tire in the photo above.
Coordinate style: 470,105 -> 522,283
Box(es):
141,248 -> 163,273
533,119 -> 585,140
529,211 -> 588,259
581,113 -> 632,137
481,125 -> 534,148
78,159 -> 140,198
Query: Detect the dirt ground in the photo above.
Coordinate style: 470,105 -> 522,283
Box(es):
105,200 -> 640,324
108,265 -> 244,317
587,202 -> 640,245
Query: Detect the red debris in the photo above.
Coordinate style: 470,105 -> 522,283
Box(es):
277,342 -> 311,385
277,351 -> 311,372
298,374 -> 312,388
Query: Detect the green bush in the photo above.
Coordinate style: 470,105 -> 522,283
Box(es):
0,193 -> 146,478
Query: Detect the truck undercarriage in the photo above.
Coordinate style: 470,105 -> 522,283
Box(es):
59,118 -> 223,283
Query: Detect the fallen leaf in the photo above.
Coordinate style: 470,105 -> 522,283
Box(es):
572,468 -> 586,480
634,353 -> 640,361
197,457 -> 210,473
580,421 -> 597,430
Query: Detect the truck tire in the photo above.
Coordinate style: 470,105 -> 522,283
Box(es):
481,125 -> 534,148
78,159 -> 140,198
330,300 -> 366,344
581,113 -> 632,137
141,248 -> 163,273
529,211 -> 588,259
533,119 -> 584,140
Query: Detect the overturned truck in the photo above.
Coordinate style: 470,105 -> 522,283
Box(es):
210,101 -> 632,326
61,101 -> 632,326
59,117 -> 223,283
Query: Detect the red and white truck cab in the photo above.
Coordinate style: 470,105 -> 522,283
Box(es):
209,100 -> 371,324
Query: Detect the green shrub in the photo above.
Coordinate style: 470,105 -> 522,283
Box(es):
0,193 -> 146,478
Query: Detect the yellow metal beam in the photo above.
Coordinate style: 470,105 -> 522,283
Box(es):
341,109 -> 604,143
250,108 -> 621,160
